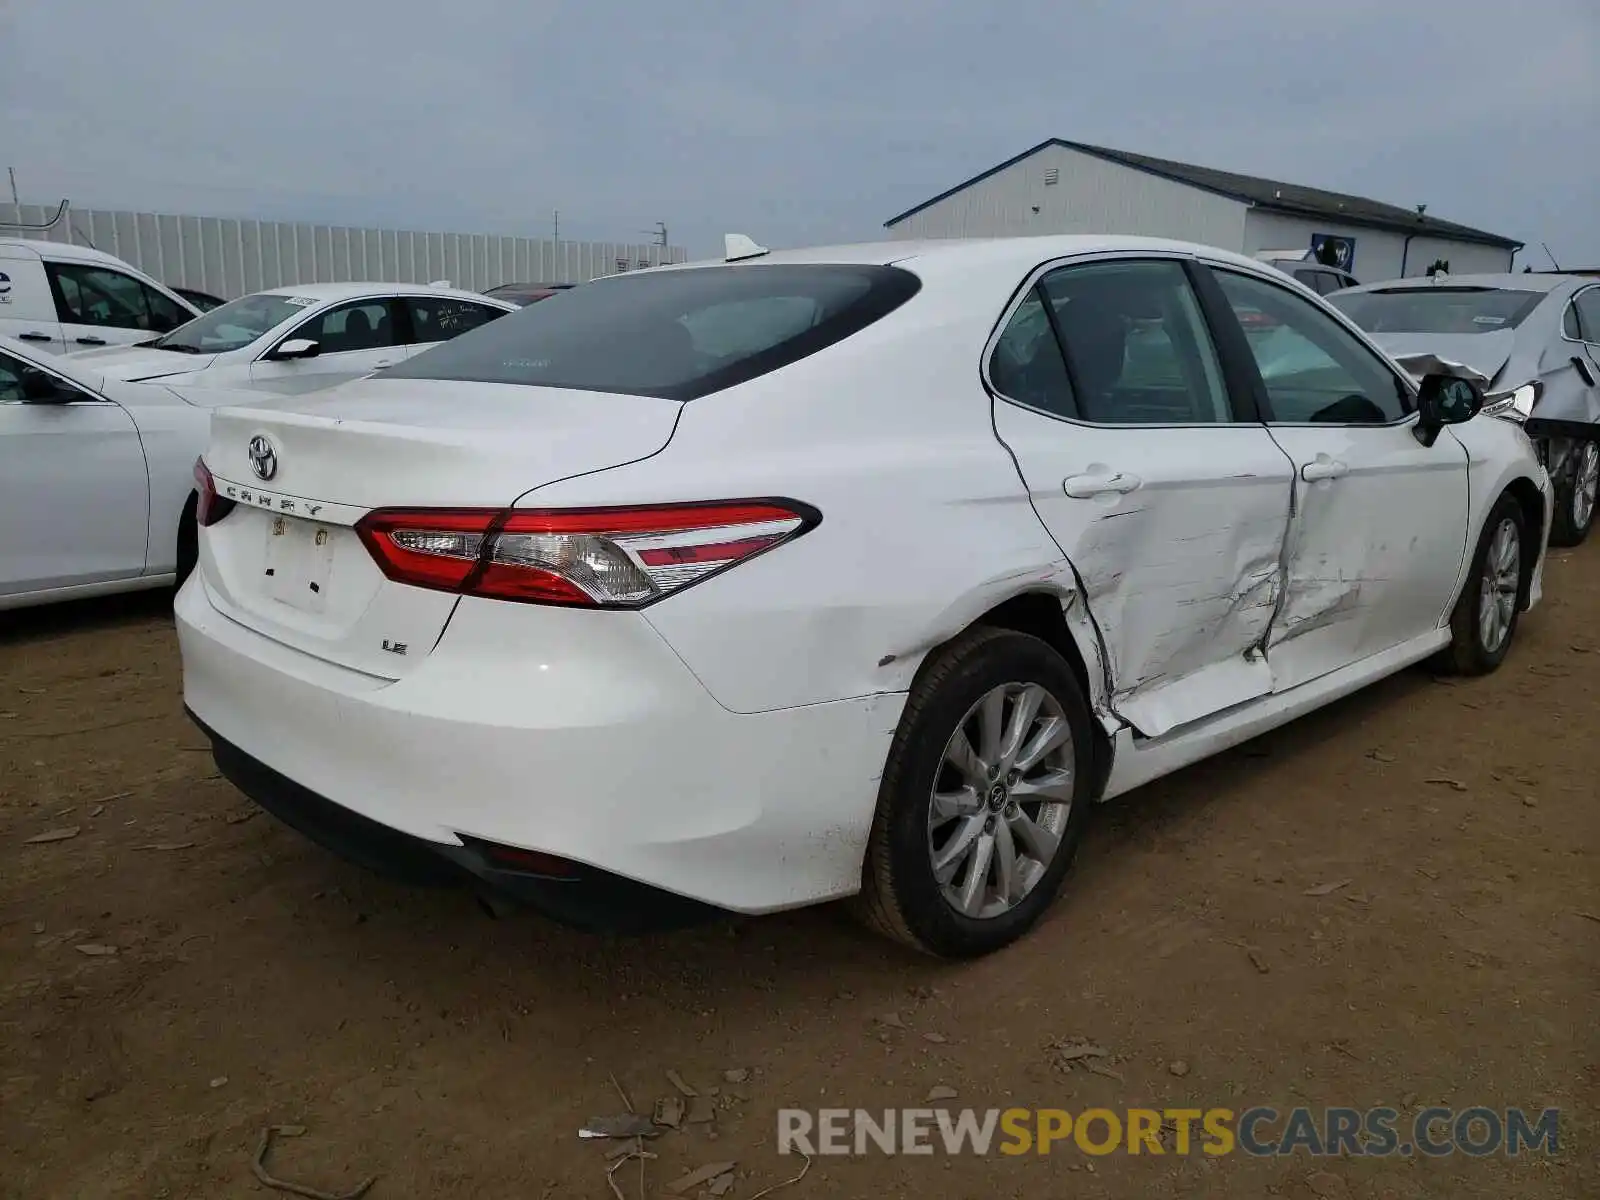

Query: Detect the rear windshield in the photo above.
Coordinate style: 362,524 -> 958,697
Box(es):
388,264 -> 921,400
1329,287 -> 1544,335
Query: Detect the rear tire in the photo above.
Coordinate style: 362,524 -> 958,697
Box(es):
1549,439 -> 1598,548
1437,494 -> 1525,676
174,496 -> 198,590
853,627 -> 1096,958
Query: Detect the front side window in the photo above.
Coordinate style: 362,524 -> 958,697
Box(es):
386,264 -> 921,401
1214,269 -> 1409,424
1330,287 -> 1545,335
1034,258 -> 1232,424
155,292 -> 315,354
48,264 -> 180,331
292,300 -> 399,354
405,297 -> 507,345
0,350 -> 88,404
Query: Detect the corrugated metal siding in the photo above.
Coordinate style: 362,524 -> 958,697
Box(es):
1,203 -> 687,300
886,144 -> 1248,251
1244,211 -> 1515,282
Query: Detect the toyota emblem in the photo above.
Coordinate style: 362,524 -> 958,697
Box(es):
248,435 -> 278,481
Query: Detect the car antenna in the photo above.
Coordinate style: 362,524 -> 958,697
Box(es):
1541,243 -> 1562,271
724,233 -> 770,262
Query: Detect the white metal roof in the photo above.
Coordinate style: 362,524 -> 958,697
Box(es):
0,235 -> 145,268
250,281 -> 514,306
662,234 -> 1280,277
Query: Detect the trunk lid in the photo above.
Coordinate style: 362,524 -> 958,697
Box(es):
1370,330 -> 1518,389
199,377 -> 683,678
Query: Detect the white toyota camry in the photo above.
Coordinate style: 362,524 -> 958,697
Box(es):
67,283 -> 516,395
0,334 -> 250,610
177,235 -> 1551,957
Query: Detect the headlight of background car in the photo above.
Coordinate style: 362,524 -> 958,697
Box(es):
1481,381 -> 1540,424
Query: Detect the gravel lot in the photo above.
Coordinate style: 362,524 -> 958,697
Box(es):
2,549 -> 1596,1199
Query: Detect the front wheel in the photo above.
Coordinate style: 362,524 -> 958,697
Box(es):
1438,494 -> 1526,676
854,627 -> 1096,958
1549,439 -> 1598,548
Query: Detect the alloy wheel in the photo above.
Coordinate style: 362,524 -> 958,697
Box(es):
1477,517 -> 1521,654
1574,441 -> 1599,532
927,682 -> 1074,920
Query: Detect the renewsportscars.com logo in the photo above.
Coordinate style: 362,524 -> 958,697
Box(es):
777,1106 -> 1561,1158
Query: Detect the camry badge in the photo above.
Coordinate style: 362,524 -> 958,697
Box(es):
248,435 -> 278,481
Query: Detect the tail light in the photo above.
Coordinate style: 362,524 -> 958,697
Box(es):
193,458 -> 236,528
356,500 -> 819,608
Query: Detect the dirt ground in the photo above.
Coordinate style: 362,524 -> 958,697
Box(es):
2,552 -> 1596,1200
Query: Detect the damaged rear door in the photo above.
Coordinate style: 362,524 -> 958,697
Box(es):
1203,265 -> 1470,692
989,254 -> 1295,738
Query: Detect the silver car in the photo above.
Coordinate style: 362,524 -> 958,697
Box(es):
1330,274 -> 1600,546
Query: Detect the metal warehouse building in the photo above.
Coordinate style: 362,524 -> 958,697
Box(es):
884,139 -> 1521,282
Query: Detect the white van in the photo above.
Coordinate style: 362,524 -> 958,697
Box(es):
0,237 -> 200,355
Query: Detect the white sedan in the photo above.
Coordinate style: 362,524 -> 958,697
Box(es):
66,283 -> 516,395
0,335 -> 254,610
176,235 -> 1551,957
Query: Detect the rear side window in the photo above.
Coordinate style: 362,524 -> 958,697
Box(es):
989,289 -> 1075,417
406,296 -> 507,344
387,264 -> 922,401
1575,289 -> 1600,343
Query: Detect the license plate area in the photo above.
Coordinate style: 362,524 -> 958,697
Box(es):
263,515 -> 337,613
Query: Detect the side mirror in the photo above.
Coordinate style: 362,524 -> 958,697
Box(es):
1414,373 -> 1484,447
270,338 -> 320,361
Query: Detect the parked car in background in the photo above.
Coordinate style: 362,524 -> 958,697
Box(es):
178,234 -> 1548,958
1254,249 -> 1359,295
482,281 -> 576,306
0,236 -> 201,355
66,283 -> 516,396
1330,274 -> 1600,545
171,285 -> 226,311
0,333 -> 259,610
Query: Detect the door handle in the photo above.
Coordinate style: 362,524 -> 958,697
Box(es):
1301,459 -> 1348,482
18,332 -> 53,342
1063,471 -> 1142,498
74,336 -> 108,346
371,360 -> 395,370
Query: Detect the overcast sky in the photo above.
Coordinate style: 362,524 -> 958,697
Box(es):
3,0 -> 1596,265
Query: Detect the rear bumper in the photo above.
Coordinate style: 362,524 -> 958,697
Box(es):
190,711 -> 719,931
176,577 -> 902,917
